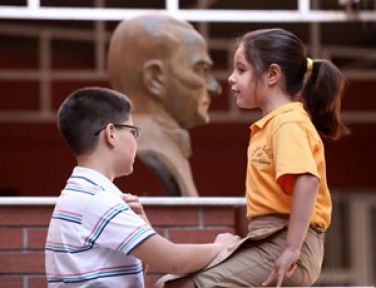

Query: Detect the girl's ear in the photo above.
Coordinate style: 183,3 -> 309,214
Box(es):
266,63 -> 282,86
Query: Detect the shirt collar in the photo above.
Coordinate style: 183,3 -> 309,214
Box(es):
251,102 -> 304,132
71,166 -> 123,197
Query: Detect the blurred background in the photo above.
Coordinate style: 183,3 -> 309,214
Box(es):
0,0 -> 375,285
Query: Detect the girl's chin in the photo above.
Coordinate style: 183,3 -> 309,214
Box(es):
236,99 -> 250,109
236,99 -> 257,110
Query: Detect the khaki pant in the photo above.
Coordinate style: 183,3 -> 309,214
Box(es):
157,215 -> 325,288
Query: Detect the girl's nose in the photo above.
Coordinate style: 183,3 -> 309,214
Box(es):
228,72 -> 236,85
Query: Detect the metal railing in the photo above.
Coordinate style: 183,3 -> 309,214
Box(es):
0,196 -> 246,206
0,0 -> 375,22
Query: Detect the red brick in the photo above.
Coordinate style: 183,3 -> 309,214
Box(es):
0,253 -> 45,273
203,207 -> 236,226
169,228 -> 235,244
28,228 -> 48,250
0,229 -> 23,249
0,276 -> 23,288
29,276 -> 48,288
153,228 -> 165,237
145,207 -> 200,226
0,207 -> 52,226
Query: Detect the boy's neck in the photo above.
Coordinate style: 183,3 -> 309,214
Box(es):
77,154 -> 115,182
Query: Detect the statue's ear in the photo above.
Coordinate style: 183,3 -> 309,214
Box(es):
143,59 -> 167,101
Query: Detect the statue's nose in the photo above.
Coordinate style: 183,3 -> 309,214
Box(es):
207,75 -> 222,97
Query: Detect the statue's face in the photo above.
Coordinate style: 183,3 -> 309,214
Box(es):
165,31 -> 222,129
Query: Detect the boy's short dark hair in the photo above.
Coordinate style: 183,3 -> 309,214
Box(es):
58,87 -> 132,156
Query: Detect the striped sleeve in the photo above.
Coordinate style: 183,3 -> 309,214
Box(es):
86,195 -> 156,255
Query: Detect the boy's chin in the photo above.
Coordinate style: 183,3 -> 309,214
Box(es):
119,167 -> 134,178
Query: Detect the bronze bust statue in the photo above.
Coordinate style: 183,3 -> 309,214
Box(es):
108,14 -> 221,196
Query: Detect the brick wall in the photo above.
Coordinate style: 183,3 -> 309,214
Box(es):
0,204 -> 241,288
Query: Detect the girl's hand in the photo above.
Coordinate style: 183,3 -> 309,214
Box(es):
262,247 -> 300,288
122,193 -> 150,225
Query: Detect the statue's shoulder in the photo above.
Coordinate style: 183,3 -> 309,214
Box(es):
133,115 -> 162,136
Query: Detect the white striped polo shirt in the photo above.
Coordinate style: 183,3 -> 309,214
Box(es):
45,166 -> 156,287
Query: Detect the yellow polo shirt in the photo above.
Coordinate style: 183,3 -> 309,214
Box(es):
246,102 -> 331,230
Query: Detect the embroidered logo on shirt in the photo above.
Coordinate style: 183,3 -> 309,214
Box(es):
251,145 -> 273,165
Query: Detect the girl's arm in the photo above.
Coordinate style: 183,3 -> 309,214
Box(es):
263,173 -> 319,288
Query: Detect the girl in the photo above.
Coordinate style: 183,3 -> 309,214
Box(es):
158,28 -> 349,288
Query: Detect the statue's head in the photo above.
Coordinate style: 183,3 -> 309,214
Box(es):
108,14 -> 222,129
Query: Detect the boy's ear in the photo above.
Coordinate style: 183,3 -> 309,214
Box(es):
266,63 -> 282,86
104,124 -> 116,147
142,59 -> 167,102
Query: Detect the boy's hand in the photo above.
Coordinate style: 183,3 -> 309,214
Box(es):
121,193 -> 151,274
214,232 -> 241,249
121,193 -> 150,225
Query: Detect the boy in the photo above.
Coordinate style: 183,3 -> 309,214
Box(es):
45,87 -> 239,288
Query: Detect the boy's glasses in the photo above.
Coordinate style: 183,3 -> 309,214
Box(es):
94,123 -> 140,140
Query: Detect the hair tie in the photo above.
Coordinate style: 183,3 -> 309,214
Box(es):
306,57 -> 313,72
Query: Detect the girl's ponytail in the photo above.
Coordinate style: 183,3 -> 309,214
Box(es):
302,59 -> 350,140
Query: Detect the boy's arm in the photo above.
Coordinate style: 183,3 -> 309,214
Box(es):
263,173 -> 319,287
132,232 -> 239,274
123,193 -> 240,274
